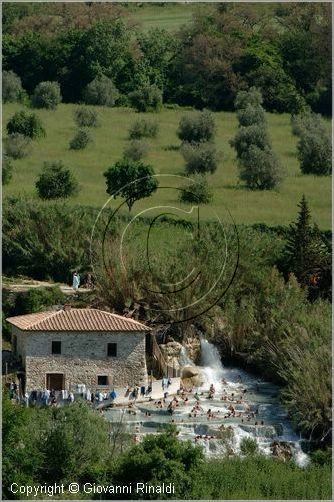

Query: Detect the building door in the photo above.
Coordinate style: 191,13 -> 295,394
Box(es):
46,373 -> 64,391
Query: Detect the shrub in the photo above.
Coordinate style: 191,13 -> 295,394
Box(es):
311,449 -> 332,466
36,161 -> 79,200
128,84 -> 163,112
6,110 -> 46,139
180,174 -> 212,204
177,110 -> 216,143
297,129 -> 332,175
104,159 -> 158,211
291,112 -> 326,137
234,87 -> 263,110
230,124 -> 270,159
69,129 -> 92,150
4,134 -> 31,159
2,155 -> 13,185
240,437 -> 258,456
123,140 -> 149,161
239,145 -> 283,190
83,75 -> 119,107
128,118 -> 159,139
73,107 -> 99,128
3,197 -> 94,282
2,70 -> 24,103
32,81 -> 62,110
15,287 -> 66,315
237,104 -> 266,127
181,141 -> 220,174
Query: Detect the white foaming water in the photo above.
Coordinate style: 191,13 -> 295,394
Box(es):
200,338 -> 224,390
180,346 -> 193,367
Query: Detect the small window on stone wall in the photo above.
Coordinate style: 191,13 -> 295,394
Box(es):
107,343 -> 117,357
52,341 -> 61,355
98,375 -> 108,386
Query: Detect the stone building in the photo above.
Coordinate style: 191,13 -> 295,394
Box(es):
6,307 -> 150,392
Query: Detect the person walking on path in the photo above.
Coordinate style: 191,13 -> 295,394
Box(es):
72,271 -> 80,291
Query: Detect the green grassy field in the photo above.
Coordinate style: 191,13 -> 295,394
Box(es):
125,2 -> 201,31
3,103 -> 332,229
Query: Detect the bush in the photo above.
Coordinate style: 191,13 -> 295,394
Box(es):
180,174 -> 213,204
239,145 -> 283,190
83,75 -> 119,107
311,449 -> 332,466
234,86 -> 263,110
297,129 -> 332,175
32,81 -> 62,110
2,155 -> 13,185
181,141 -> 220,174
123,140 -> 149,161
237,104 -> 266,127
6,110 -> 46,139
3,197 -> 94,281
2,70 -> 24,103
177,110 -> 216,143
15,287 -> 66,315
230,124 -> 270,159
36,161 -> 79,200
4,134 -> 31,159
128,118 -> 159,139
112,430 -> 203,499
128,84 -> 163,112
291,112 -> 326,137
240,437 -> 258,456
73,107 -> 99,128
69,129 -> 92,150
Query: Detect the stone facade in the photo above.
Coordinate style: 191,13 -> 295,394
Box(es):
13,328 -> 147,392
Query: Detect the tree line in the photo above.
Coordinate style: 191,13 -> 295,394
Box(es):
2,2 -> 331,115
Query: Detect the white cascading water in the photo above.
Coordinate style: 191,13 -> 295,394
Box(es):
200,337 -> 224,391
180,346 -> 193,367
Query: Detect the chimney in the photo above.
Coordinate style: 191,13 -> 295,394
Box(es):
63,304 -> 72,311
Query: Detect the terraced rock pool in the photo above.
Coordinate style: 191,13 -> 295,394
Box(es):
104,340 -> 309,467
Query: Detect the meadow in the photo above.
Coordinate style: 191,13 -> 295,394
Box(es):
126,1 -> 199,31
3,103 -> 331,229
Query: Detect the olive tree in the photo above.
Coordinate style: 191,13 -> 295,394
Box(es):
83,75 -> 119,107
36,161 -> 79,199
104,159 -> 158,211
32,81 -> 62,110
238,145 -> 283,190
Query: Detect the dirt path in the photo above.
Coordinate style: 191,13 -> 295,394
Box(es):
2,279 -> 92,295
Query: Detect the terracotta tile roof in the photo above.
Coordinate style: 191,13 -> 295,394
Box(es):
6,308 -> 150,333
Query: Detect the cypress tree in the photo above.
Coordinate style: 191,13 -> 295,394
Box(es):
283,195 -> 331,298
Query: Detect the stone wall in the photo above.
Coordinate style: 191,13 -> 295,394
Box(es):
18,330 -> 147,392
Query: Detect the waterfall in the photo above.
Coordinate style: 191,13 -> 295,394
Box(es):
180,346 -> 193,367
200,338 -> 224,390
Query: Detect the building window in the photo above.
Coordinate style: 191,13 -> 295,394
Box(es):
107,343 -> 117,357
52,341 -> 61,355
98,375 -> 108,386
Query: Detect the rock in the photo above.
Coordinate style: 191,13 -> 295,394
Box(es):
271,441 -> 293,462
184,335 -> 201,364
181,366 -> 199,378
